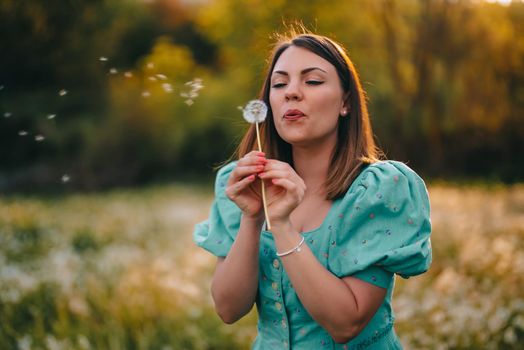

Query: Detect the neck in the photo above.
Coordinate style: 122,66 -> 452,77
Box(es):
292,141 -> 335,197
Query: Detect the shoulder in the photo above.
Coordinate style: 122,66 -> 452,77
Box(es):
360,160 -> 425,185
351,160 -> 428,197
338,160 -> 430,212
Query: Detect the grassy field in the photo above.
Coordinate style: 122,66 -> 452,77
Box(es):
0,182 -> 523,349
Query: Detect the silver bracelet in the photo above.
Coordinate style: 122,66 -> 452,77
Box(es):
276,236 -> 305,257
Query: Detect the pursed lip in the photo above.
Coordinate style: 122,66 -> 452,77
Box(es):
283,109 -> 306,119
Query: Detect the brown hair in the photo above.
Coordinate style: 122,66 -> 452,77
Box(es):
234,31 -> 383,200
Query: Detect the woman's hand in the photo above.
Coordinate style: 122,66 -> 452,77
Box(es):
225,151 -> 267,219
258,159 -> 306,225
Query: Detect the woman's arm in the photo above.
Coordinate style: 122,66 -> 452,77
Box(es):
210,215 -> 263,324
271,220 -> 386,344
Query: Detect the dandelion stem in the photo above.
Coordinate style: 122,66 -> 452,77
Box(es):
256,122 -> 271,230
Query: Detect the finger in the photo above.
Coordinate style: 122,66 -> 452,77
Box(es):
270,178 -> 305,200
225,174 -> 257,198
258,169 -> 289,180
230,164 -> 265,182
238,153 -> 267,167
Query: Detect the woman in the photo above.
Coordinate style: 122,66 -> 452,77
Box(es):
194,32 -> 432,349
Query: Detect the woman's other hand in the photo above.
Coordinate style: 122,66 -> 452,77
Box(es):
258,159 -> 306,224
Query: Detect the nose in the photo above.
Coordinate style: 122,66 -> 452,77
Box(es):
284,80 -> 302,101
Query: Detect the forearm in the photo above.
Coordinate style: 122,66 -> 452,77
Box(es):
271,221 -> 363,341
211,215 -> 262,323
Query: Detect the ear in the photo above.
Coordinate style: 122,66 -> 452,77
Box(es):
340,92 -> 350,116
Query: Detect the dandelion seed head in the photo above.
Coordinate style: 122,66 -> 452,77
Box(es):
124,71 -> 133,78
109,68 -> 118,74
59,89 -> 68,96
35,135 -> 45,142
47,114 -> 56,119
142,91 -> 151,98
99,56 -> 108,61
18,130 -> 28,136
242,100 -> 268,124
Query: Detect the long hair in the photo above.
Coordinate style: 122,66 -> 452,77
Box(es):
234,32 -> 383,200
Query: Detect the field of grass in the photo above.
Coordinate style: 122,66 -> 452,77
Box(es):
1,182 -> 523,349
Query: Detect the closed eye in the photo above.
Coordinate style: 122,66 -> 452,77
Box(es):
306,80 -> 324,85
272,83 -> 287,88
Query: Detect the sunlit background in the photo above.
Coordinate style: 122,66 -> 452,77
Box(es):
1,0 -> 523,349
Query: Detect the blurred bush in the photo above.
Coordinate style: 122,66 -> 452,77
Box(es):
1,0 -> 523,192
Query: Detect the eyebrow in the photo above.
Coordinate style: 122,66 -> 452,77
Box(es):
272,67 -> 328,76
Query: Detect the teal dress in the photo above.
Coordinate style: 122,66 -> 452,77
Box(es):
194,160 -> 432,349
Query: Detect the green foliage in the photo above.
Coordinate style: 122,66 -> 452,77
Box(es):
1,0 -> 523,191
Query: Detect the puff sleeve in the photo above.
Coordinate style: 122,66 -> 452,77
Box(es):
193,162 -> 241,257
328,161 -> 432,288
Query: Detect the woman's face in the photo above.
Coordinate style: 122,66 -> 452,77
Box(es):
269,45 -> 347,148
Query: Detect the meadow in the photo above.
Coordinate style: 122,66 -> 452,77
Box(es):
0,182 -> 523,349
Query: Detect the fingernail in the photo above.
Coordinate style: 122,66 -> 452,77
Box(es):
248,175 -> 255,180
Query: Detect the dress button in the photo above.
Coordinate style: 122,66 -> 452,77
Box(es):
272,282 -> 278,290
273,259 -> 280,269
275,302 -> 282,311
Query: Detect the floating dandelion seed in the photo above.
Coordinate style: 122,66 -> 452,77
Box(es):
35,135 -> 45,142
148,76 -> 157,81
59,89 -> 67,96
99,56 -> 108,61
124,71 -> 133,78
162,83 -> 173,93
47,114 -> 56,120
156,74 -> 168,80
237,106 -> 243,111
241,99 -> 271,229
142,91 -> 151,98
61,174 -> 70,183
4,112 -> 11,118
0,85 -> 4,90
185,99 -> 194,106
147,62 -> 155,69
109,68 -> 118,74
18,130 -> 28,136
